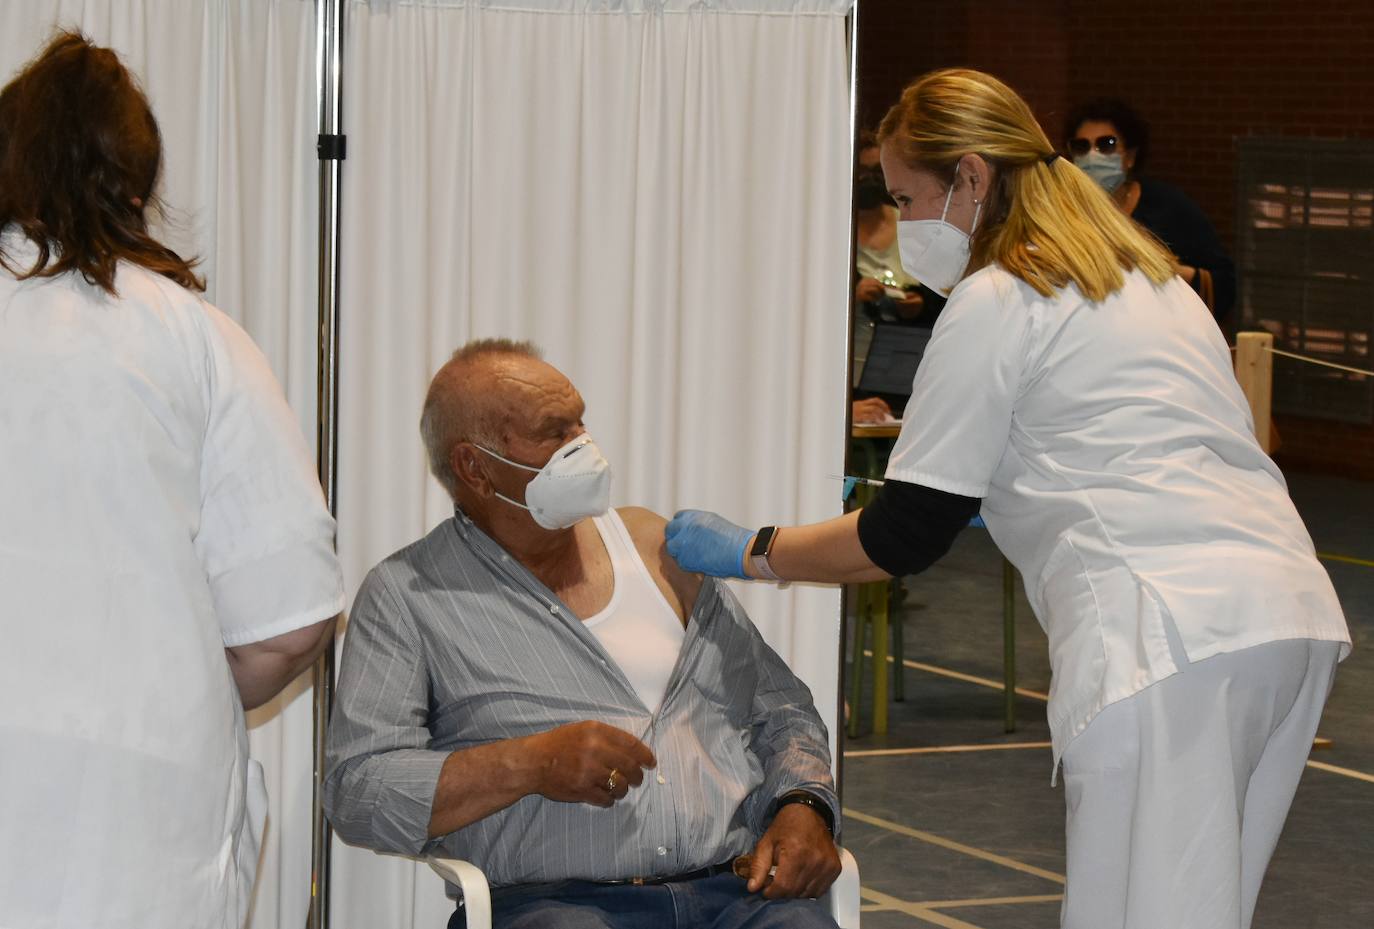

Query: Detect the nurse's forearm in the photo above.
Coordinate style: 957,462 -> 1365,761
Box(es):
746,511 -> 891,585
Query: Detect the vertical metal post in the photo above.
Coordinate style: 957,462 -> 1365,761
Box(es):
309,1 -> 345,927
836,0 -> 861,801
1002,558 -> 1017,734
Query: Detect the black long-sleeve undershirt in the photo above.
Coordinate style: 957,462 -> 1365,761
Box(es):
856,479 -> 982,577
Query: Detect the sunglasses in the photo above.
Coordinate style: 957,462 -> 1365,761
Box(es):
1068,134 -> 1120,157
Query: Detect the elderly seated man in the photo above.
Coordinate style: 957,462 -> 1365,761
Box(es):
325,339 -> 841,929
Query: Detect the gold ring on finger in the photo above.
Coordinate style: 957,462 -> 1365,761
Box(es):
605,769 -> 620,792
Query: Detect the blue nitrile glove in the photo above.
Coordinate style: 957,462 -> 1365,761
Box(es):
665,509 -> 752,579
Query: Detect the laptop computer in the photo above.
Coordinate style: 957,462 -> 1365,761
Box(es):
856,323 -> 932,399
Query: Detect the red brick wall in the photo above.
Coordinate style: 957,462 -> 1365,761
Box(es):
857,0 -> 1374,480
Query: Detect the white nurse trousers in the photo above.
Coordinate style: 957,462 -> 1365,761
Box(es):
1059,637 -> 1340,929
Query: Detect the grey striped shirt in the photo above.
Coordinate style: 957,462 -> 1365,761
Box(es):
324,509 -> 836,888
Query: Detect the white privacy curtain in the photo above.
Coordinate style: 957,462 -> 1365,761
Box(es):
0,4 -> 322,929
332,0 -> 853,925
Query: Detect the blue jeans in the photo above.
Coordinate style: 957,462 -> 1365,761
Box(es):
446,871 -> 838,929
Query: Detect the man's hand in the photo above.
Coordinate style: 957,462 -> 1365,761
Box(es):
529,721 -> 656,808
747,803 -> 841,899
851,396 -> 892,424
855,277 -> 885,303
895,291 -> 925,318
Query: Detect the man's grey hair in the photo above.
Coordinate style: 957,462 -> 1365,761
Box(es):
420,338 -> 543,499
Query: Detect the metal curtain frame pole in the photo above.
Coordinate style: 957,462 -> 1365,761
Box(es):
836,0 -> 861,803
309,0 -> 346,927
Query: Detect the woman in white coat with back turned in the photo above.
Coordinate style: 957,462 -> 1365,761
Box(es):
0,33 -> 343,929
665,68 -> 1350,929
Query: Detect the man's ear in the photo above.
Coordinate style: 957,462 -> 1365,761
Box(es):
451,443 -> 492,497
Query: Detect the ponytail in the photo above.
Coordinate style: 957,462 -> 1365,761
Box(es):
879,69 -> 1175,302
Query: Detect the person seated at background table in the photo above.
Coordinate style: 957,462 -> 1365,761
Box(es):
324,339 -> 841,929
1065,98 -> 1236,322
853,131 -> 946,329
851,132 -> 945,424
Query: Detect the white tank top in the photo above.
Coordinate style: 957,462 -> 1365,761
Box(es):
583,510 -> 685,714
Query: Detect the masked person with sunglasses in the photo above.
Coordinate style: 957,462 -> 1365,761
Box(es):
665,69 -> 1348,929
1065,98 -> 1236,322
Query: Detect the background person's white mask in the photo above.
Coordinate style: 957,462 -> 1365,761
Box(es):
477,436 -> 612,529
896,176 -> 981,295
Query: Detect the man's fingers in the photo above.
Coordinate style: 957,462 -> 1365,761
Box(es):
747,838 -> 776,894
629,739 -> 656,769
602,726 -> 657,769
798,850 -> 841,899
763,846 -> 801,899
600,747 -> 650,788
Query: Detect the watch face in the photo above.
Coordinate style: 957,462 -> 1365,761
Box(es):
750,526 -> 777,558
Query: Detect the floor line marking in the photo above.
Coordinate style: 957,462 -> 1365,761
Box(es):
859,888 -> 988,929
873,656 -> 1373,785
845,742 -> 1052,758
925,893 -> 1065,909
862,649 -> 1050,701
1305,759 -> 1374,784
1317,551 -> 1374,569
844,807 -> 1066,885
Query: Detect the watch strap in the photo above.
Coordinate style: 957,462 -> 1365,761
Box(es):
749,526 -> 783,581
772,790 -> 835,838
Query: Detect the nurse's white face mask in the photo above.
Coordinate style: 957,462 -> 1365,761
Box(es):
476,435 -> 612,530
896,173 -> 982,296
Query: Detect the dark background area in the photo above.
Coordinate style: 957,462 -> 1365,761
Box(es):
856,0 -> 1374,480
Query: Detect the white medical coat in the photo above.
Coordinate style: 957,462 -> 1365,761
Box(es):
886,266 -> 1350,767
0,236 -> 344,929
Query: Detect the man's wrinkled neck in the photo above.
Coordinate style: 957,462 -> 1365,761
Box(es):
461,498 -> 582,574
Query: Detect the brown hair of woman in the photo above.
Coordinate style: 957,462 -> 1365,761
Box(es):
0,30 -> 202,294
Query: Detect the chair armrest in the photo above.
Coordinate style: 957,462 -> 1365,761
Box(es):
823,846 -> 861,928
426,857 -> 492,929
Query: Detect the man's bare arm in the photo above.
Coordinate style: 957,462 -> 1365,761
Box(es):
225,616 -> 337,710
616,506 -> 703,624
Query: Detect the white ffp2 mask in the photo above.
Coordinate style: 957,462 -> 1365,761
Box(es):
896,176 -> 981,296
477,436 -> 612,529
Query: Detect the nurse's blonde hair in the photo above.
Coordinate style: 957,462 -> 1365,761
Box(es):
877,68 -> 1176,302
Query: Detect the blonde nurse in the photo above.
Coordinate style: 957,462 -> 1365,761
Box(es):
665,68 -> 1349,929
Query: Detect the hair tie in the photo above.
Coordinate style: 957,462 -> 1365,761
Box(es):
1043,152 -> 1061,166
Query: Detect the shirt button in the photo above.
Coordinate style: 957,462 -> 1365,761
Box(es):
656,774 -> 666,785
656,846 -> 667,856
549,605 -> 560,615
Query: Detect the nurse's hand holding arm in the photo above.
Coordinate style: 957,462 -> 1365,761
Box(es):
666,510 -> 887,584
666,481 -> 980,586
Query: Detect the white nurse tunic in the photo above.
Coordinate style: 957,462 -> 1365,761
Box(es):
0,235 -> 344,929
885,264 -> 1350,769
